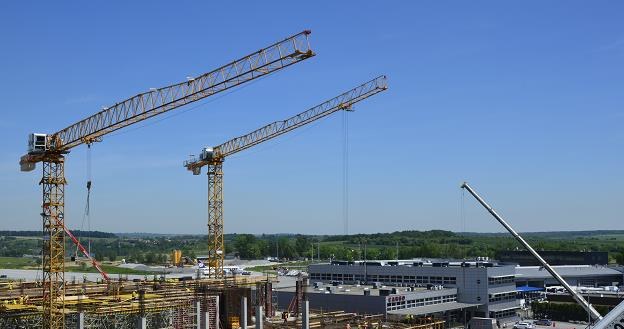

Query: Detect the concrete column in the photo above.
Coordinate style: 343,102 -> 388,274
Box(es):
77,312 -> 84,329
215,296 -> 220,329
137,316 -> 147,329
241,297 -> 248,329
204,310 -> 210,329
197,301 -> 202,329
301,301 -> 309,329
255,306 -> 263,329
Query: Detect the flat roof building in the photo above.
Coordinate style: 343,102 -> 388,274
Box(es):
305,259 -> 520,323
275,283 -> 477,323
515,265 -> 623,288
498,251 -> 608,266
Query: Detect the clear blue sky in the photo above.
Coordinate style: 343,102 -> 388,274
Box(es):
1,2 -> 622,234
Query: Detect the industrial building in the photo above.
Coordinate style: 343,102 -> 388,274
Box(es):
498,251 -> 609,266
275,282 -> 476,324
515,265 -> 624,288
303,260 -> 521,323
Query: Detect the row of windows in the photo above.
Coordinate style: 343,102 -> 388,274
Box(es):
309,273 -> 457,285
489,309 -> 518,319
386,294 -> 458,311
489,291 -> 517,303
488,276 -> 515,285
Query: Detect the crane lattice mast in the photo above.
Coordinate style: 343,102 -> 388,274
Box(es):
19,31 -> 314,329
184,76 -> 388,278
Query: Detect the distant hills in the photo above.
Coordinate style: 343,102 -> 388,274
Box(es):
461,230 -> 624,237
1,229 -> 623,239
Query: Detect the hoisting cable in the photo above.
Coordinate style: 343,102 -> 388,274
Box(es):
460,187 -> 466,258
342,106 -> 352,236
78,144 -> 93,257
70,143 -> 111,281
86,143 -> 92,256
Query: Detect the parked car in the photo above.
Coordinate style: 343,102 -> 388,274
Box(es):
513,322 -> 534,329
533,319 -> 552,326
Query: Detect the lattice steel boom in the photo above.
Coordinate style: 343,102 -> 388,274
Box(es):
19,30 -> 314,329
184,76 -> 388,278
20,30 -> 314,170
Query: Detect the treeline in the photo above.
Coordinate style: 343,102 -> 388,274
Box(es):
232,231 -> 497,260
1,229 -> 624,265
231,230 -> 624,262
0,230 -> 116,238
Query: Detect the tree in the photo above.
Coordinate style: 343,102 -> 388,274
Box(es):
234,234 -> 261,259
278,237 -> 297,260
145,252 -> 156,264
294,235 -> 311,257
615,252 -> 624,265
94,252 -> 104,262
365,247 -> 381,260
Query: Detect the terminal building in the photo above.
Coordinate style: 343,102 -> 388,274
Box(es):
293,259 -> 521,323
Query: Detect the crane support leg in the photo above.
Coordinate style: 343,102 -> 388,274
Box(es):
207,161 -> 224,278
41,156 -> 66,329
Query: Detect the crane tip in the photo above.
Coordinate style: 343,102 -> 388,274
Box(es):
460,182 -> 468,189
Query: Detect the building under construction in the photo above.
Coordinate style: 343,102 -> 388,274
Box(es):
4,28 -> 410,329
1,274 -> 451,329
0,276 -> 269,329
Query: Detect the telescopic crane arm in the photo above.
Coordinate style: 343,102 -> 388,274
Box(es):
184,75 -> 388,174
460,182 -> 603,321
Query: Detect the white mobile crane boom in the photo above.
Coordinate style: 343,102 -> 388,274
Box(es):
461,182 -> 624,328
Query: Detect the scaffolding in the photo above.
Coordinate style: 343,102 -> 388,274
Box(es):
0,276 -> 265,329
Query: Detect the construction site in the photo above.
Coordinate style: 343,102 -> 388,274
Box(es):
0,29 -> 443,329
3,3 -> 624,329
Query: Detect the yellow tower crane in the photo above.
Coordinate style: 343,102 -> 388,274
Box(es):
183,75 -> 388,278
18,31 -> 314,329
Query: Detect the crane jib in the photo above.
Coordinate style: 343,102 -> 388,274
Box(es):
20,30 -> 314,171
184,75 -> 388,173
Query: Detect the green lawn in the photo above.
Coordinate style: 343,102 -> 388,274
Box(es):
0,257 -> 39,269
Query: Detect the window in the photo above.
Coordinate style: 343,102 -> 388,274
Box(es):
443,277 -> 457,285
492,309 -> 518,318
488,276 -> 515,285
489,291 -> 517,303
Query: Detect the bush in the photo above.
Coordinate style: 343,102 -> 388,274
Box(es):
532,301 -> 608,322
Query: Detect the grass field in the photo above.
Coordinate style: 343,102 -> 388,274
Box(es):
0,257 -> 39,269
0,257 -> 155,275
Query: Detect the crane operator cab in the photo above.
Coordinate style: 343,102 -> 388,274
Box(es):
200,147 -> 214,161
187,147 -> 215,175
28,133 -> 48,154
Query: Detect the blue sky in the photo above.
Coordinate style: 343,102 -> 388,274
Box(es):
0,2 -> 622,234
